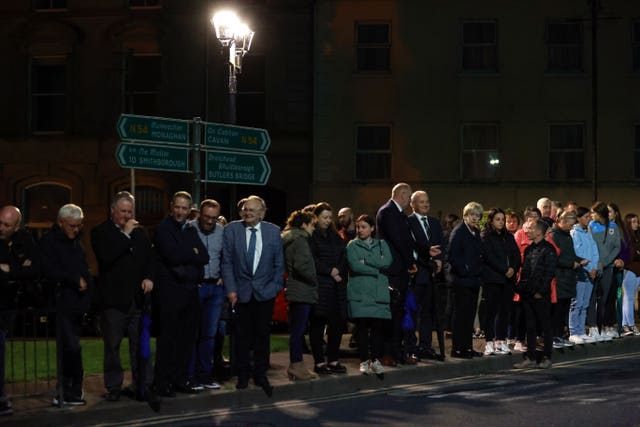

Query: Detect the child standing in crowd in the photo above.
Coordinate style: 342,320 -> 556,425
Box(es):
346,214 -> 392,376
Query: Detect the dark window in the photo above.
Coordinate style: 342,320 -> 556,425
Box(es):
124,54 -> 162,116
546,22 -> 583,72
461,124 -> 500,180
462,22 -> 497,72
34,0 -> 66,10
23,183 -> 71,236
237,55 -> 265,128
355,23 -> 390,72
355,125 -> 391,180
129,0 -> 161,8
549,124 -> 585,179
634,125 -> 640,178
31,57 -> 66,133
633,22 -> 640,72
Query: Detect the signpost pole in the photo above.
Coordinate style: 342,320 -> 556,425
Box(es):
193,117 -> 202,206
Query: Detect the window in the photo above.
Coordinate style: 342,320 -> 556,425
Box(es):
34,0 -> 66,10
634,125 -> 640,178
237,55 -> 265,128
23,182 -> 71,237
355,125 -> 391,180
31,57 -> 66,133
129,0 -> 161,8
546,22 -> 583,72
461,21 -> 497,72
355,22 -> 390,72
633,21 -> 640,72
549,123 -> 585,180
461,124 -> 500,180
124,54 -> 162,116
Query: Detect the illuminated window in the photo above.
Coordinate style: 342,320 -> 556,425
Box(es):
461,123 -> 500,180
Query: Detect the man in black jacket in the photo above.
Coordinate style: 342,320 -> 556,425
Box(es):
0,205 -> 38,415
91,191 -> 154,402
152,191 -> 208,397
514,219 -> 557,369
39,204 -> 92,406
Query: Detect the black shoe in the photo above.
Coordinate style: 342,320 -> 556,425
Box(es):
435,353 -> 446,362
145,386 -> 161,412
254,377 -> 273,398
468,349 -> 483,358
236,377 -> 249,390
314,364 -> 333,375
327,362 -> 347,374
451,350 -> 472,359
154,384 -> 175,398
105,389 -> 121,402
418,348 -> 438,360
174,382 -> 201,394
0,401 -> 12,416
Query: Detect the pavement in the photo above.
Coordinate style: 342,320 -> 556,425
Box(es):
4,333 -> 640,426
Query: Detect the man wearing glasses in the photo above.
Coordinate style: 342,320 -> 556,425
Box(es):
221,195 -> 284,397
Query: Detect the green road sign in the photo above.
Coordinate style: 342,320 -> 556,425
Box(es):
116,142 -> 190,172
204,150 -> 271,185
117,114 -> 190,145
204,122 -> 270,153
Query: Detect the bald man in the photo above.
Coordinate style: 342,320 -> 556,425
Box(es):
0,205 -> 38,415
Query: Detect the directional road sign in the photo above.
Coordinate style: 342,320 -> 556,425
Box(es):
116,142 -> 190,172
117,114 -> 190,145
204,122 -> 270,153
204,150 -> 271,185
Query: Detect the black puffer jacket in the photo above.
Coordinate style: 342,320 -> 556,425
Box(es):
549,227 -> 580,299
309,228 -> 348,319
516,239 -> 557,298
481,228 -> 521,285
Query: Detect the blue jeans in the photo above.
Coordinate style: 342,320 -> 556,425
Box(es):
289,302 -> 311,363
569,278 -> 593,336
622,270 -> 640,327
188,284 -> 224,382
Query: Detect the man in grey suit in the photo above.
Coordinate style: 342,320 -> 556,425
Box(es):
221,195 -> 284,397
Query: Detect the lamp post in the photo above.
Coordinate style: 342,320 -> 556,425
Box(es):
212,10 -> 254,125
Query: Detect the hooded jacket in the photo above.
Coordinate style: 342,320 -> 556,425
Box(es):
571,224 -> 599,282
589,220 -> 620,270
282,227 -> 318,304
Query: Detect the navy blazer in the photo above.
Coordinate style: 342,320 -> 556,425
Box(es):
221,220 -> 285,303
407,213 -> 444,285
448,221 -> 483,288
376,199 -> 414,287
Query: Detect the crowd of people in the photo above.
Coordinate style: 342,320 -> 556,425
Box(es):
0,184 -> 639,415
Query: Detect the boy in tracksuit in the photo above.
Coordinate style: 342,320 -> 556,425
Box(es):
514,220 -> 558,369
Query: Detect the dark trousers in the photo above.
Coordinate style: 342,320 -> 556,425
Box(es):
412,283 -> 436,350
483,283 -> 514,341
451,285 -> 480,353
510,301 -> 526,341
154,289 -> 199,388
288,302 -> 311,364
355,317 -> 385,362
0,312 -> 14,398
552,298 -> 571,338
234,296 -> 275,381
101,304 -> 152,392
57,310 -> 84,397
309,311 -> 343,365
522,296 -> 552,360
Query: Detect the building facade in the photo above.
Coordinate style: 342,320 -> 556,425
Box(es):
313,0 -> 640,219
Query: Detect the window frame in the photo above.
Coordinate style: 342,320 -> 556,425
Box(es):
460,122 -> 501,181
124,52 -> 162,117
548,122 -> 586,181
460,20 -> 498,73
354,123 -> 392,182
545,21 -> 584,73
354,21 -> 391,74
29,56 -> 67,135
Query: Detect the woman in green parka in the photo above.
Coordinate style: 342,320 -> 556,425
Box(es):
346,214 -> 392,376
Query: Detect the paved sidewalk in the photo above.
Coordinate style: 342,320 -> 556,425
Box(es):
4,334 -> 640,426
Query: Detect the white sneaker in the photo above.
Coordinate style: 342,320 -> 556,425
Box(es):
562,337 -> 574,347
633,325 -> 640,336
580,333 -> 596,343
484,341 -> 495,356
589,327 -> 605,342
513,341 -> 527,352
359,360 -> 371,375
599,328 -> 613,342
494,341 -> 511,355
370,359 -> 385,375
568,335 -> 585,344
608,328 -> 620,339
622,326 -> 634,337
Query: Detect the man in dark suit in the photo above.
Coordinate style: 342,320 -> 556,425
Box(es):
91,191 -> 154,403
152,191 -> 209,397
376,182 -> 417,365
221,195 -> 284,397
407,190 -> 444,360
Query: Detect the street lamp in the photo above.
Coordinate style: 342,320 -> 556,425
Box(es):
211,10 -> 254,125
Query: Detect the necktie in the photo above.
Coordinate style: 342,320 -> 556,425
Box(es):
421,216 -> 430,240
247,227 -> 257,274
